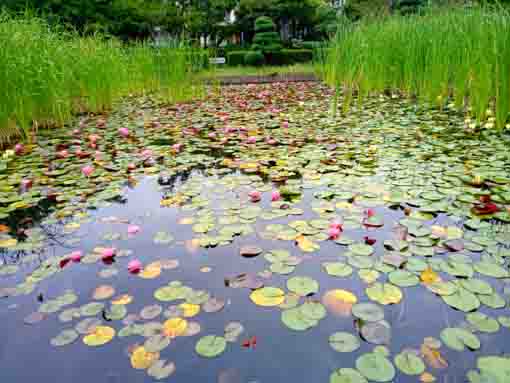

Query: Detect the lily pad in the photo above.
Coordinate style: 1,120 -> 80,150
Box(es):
329,332 -> 361,353
440,327 -> 480,351
356,352 -> 396,382
195,335 -> 227,358
286,276 -> 319,296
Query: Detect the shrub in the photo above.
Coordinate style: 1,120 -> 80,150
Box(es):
266,49 -> 314,66
226,50 -> 248,66
252,16 -> 282,56
244,51 -> 265,66
301,41 -> 323,50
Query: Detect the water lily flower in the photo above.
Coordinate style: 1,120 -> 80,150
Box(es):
72,129 -> 81,136
127,225 -> 141,235
365,208 -> 375,217
59,257 -> 71,269
282,121 -> 289,129
141,149 -> 153,157
14,143 -> 24,155
70,251 -> 82,262
57,150 -> 69,159
118,127 -> 129,138
128,259 -> 142,274
101,248 -> 116,261
88,134 -> 99,143
271,191 -> 281,201
329,221 -> 343,231
248,190 -> 261,202
82,165 -> 94,177
328,227 -> 341,240
267,138 -> 277,145
364,236 -> 377,245
20,179 -> 33,191
247,136 -> 257,144
127,163 -> 136,172
172,143 -> 183,152
208,132 -> 216,139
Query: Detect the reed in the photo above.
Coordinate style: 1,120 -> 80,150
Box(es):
324,5 -> 510,130
0,12 -> 206,143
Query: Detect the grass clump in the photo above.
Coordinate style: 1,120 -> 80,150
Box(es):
0,12 -> 206,143
324,6 -> 510,130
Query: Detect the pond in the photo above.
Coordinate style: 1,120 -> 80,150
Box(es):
1,82 -> 510,383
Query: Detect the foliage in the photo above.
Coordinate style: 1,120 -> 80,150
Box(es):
251,16 -> 282,54
244,51 -> 265,66
227,50 -> 249,66
0,12 -> 206,142
325,6 -> 510,129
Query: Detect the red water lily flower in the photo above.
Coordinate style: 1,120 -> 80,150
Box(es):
364,236 -> 377,245
472,202 -> 499,215
242,336 -> 257,349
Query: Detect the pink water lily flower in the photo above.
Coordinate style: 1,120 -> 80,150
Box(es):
208,132 -> 216,139
141,149 -> 153,157
172,143 -> 183,152
328,227 -> 341,240
271,191 -> 281,201
282,121 -> 289,129
14,143 -> 24,155
57,150 -> 69,159
249,190 -> 261,202
329,221 -> 343,231
88,134 -> 99,143
81,165 -> 94,177
246,136 -> 257,144
127,225 -> 141,235
118,127 -> 129,138
128,259 -> 142,274
101,248 -> 116,261
70,251 -> 82,262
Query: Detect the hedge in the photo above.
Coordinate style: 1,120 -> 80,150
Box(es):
227,49 -> 313,66
226,50 -> 249,66
244,51 -> 265,66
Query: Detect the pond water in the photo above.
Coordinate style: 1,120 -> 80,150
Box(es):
1,82 -> 510,383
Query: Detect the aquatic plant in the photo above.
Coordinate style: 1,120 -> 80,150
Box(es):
324,5 -> 510,129
0,12 -> 206,143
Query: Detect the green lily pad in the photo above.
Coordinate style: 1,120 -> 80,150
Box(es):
442,287 -> 480,312
466,312 -> 500,333
440,327 -> 481,351
50,329 -> 79,347
394,351 -> 425,375
352,303 -> 385,322
330,368 -> 368,383
356,352 -> 396,382
195,335 -> 227,358
147,360 -> 176,380
323,262 -> 354,277
286,276 -> 319,296
388,270 -> 419,287
350,243 -> 374,256
329,332 -> 361,353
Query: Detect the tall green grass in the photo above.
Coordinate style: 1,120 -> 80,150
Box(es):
324,6 -> 510,129
0,12 -> 206,143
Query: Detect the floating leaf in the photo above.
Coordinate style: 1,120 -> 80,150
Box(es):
286,276 -> 319,296
330,368 -> 368,383
111,294 -> 133,305
202,297 -> 225,313
144,334 -> 171,353
352,303 -> 385,322
388,270 -> 419,287
466,312 -> 500,333
83,325 -> 115,346
356,352 -> 396,382
92,285 -> 115,300
329,332 -> 361,353
250,287 -> 285,307
322,289 -> 357,316
224,322 -> 244,342
50,329 -> 79,347
442,287 -> 480,312
140,304 -> 163,320
195,335 -> 227,358
394,351 -> 426,375
147,360 -> 176,380
323,262 -> 353,277
130,346 -> 159,369
163,318 -> 188,338
366,283 -> 402,305
360,320 -> 391,345
440,327 -> 480,351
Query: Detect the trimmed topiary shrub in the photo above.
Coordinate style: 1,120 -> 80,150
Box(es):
244,51 -> 265,66
251,16 -> 282,61
282,49 -> 313,63
226,50 -> 249,66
